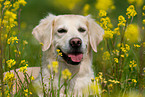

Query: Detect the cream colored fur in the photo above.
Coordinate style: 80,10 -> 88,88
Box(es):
31,14 -> 104,97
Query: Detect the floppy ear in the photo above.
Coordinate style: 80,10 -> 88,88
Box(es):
32,14 -> 56,51
87,15 -> 104,52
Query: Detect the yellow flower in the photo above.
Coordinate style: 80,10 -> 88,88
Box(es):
18,0 -> 27,6
29,92 -> 32,95
62,69 -> 72,79
118,15 -> 126,26
83,4 -> 90,16
19,64 -> 28,73
102,51 -> 110,60
52,61 -> 59,73
113,27 -> 120,35
99,10 -> 107,17
24,89 -> 28,93
126,5 -> 137,19
132,79 -> 137,83
143,5 -> 145,10
142,19 -> 145,24
103,30 -> 113,39
125,24 -> 139,43
114,58 -> 118,63
6,59 -> 16,68
12,1 -> 19,11
31,76 -> 35,80
134,44 -> 140,48
7,36 -> 18,44
121,55 -> 124,58
56,49 -> 62,56
95,0 -> 114,10
4,1 -> 12,8
4,72 -> 16,88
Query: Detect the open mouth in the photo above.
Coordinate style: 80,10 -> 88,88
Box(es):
58,49 -> 83,65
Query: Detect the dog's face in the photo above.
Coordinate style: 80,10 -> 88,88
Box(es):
32,14 -> 104,65
53,15 -> 88,65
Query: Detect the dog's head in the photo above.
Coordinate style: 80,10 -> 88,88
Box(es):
32,14 -> 104,65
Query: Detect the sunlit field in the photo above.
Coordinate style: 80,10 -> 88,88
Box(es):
0,0 -> 145,97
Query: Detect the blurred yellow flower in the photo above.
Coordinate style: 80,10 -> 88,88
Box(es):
4,72 -> 16,88
103,30 -> 113,39
31,76 -> 35,80
7,36 -> 19,44
142,19 -> 145,24
83,4 -> 90,16
128,0 -> 143,7
118,15 -> 126,26
19,64 -> 28,73
18,0 -> 27,6
125,24 -> 139,43
53,0 -> 81,10
4,1 -> 12,8
12,1 -> 19,11
95,0 -> 114,10
0,0 -> 4,2
102,51 -> 110,60
99,10 -> 107,17
134,44 -> 140,48
6,59 -> 16,68
143,5 -> 145,10
113,27 -> 120,35
52,61 -> 59,73
126,5 -> 137,19
132,79 -> 137,83
62,69 -> 72,79
114,58 -> 119,63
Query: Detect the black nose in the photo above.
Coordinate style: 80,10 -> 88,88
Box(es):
69,38 -> 82,48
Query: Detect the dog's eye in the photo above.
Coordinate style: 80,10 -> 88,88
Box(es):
78,27 -> 86,33
57,28 -> 67,33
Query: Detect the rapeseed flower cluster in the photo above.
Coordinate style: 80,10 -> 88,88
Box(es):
19,64 -> 28,73
1,0 -> 27,30
126,5 -> 137,19
24,89 -> 32,97
7,36 -> 18,44
48,61 -> 59,73
6,59 -> 16,68
62,69 -> 72,79
4,72 -> 16,88
129,60 -> 137,71
99,10 -> 107,17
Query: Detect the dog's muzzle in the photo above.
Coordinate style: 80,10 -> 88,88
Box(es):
58,37 -> 83,65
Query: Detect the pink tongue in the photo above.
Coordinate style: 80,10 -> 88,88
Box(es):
68,54 -> 83,62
